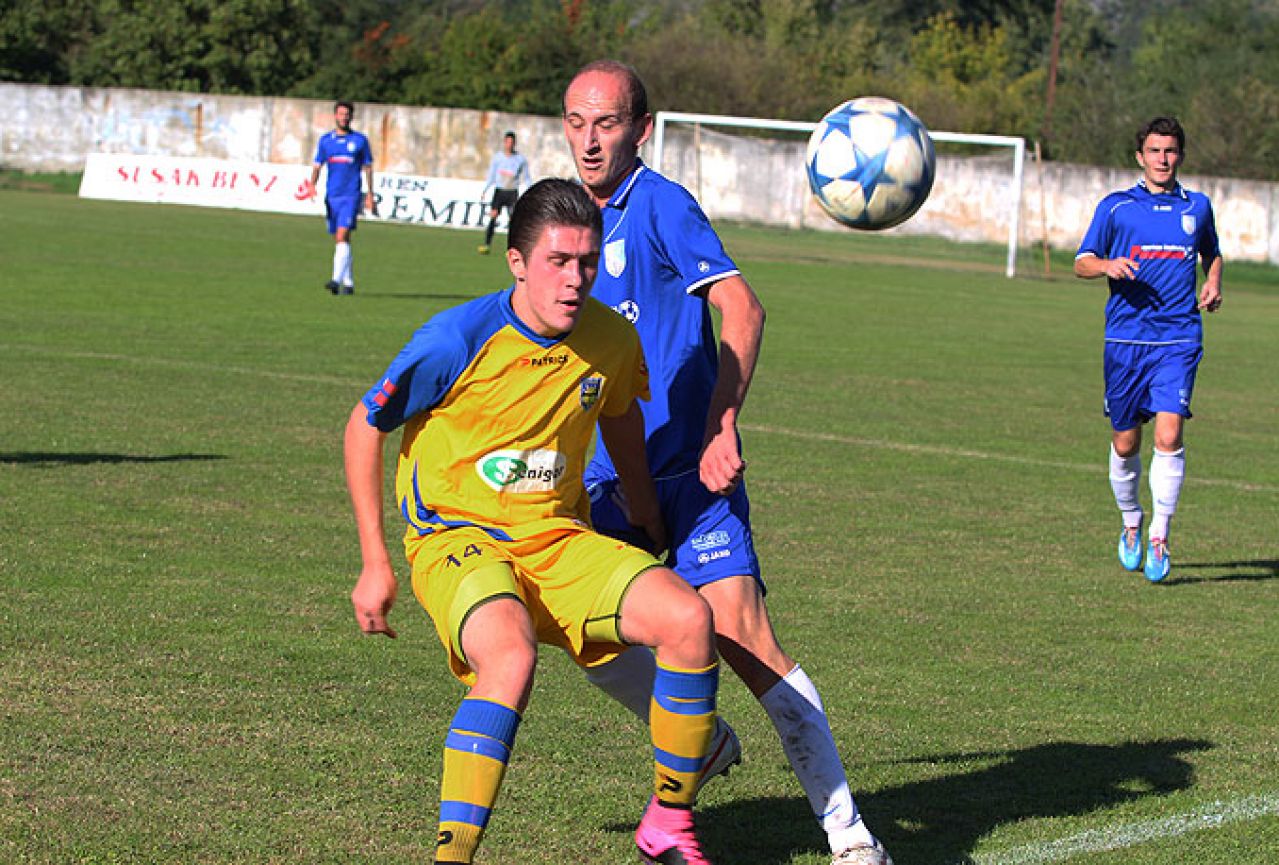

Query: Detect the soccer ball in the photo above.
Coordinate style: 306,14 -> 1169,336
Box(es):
805,97 -> 936,230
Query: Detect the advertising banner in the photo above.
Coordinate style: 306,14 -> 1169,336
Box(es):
79,153 -> 499,232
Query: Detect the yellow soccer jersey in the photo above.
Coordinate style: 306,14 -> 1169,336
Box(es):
359,288 -> 648,539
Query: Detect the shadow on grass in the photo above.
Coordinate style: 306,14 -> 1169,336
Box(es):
1161,560 -> 1279,584
0,451 -> 226,466
677,737 -> 1211,865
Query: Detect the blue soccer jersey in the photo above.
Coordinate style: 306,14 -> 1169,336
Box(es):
1076,180 -> 1220,344
585,161 -> 740,482
314,130 -> 373,199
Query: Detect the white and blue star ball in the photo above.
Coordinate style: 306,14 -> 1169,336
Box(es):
805,97 -> 935,230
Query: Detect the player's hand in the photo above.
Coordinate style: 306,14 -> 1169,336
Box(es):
629,509 -> 668,557
1198,282 -> 1223,313
699,429 -> 746,496
364,193 -> 378,217
351,563 -> 398,638
1103,257 -> 1139,280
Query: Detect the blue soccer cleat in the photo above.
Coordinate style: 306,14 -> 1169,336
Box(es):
1117,526 -> 1143,571
1144,538 -> 1171,583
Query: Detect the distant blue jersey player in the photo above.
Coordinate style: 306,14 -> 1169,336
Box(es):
306,101 -> 375,296
1075,116 -> 1224,583
563,60 -> 894,865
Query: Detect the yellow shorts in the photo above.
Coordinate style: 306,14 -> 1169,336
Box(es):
405,522 -> 661,685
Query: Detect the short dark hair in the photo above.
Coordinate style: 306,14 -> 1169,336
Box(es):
507,178 -> 602,256
1136,116 -> 1184,152
504,130 -> 516,140
564,60 -> 649,122
335,100 -> 354,114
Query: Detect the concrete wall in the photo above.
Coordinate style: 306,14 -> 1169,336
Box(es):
6,82 -> 1278,265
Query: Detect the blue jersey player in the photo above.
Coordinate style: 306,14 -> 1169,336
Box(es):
562,60 -> 893,865
306,101 -> 375,296
1075,116 -> 1224,583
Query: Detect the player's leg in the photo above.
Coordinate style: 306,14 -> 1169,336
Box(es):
435,596 -> 535,865
617,565 -> 719,864
1110,426 -> 1145,570
324,200 -> 344,294
335,223 -> 355,293
408,532 -> 532,865
1105,342 -> 1147,570
582,477 -> 742,788
701,575 -> 888,863
1142,343 -> 1201,582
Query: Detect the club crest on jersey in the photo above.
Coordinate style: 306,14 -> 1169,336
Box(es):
605,239 -> 626,278
475,449 -> 567,492
579,376 -> 603,409
1182,213 -> 1197,235
616,299 -> 640,323
347,140 -> 357,153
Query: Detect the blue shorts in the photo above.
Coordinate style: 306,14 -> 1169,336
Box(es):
325,195 -> 361,234
587,471 -> 762,590
1103,341 -> 1203,431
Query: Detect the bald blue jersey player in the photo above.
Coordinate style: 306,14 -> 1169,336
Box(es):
1075,116 -> 1223,583
563,59 -> 893,865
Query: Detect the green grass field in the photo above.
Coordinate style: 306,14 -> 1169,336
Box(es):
2,190 -> 1276,865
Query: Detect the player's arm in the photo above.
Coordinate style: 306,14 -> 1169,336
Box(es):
304,161 -> 321,199
344,402 -> 397,638
598,399 -> 666,554
1199,253 -> 1223,312
700,274 -> 765,496
1074,252 -> 1138,281
362,162 -> 376,215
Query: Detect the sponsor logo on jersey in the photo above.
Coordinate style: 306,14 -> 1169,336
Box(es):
690,530 -> 730,551
698,260 -> 710,273
579,376 -> 602,409
697,549 -> 731,565
526,354 -> 568,368
1129,244 -> 1191,260
605,238 -> 626,277
616,299 -> 639,323
475,449 -> 567,492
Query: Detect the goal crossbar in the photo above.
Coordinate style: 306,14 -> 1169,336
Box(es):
653,111 -> 1026,278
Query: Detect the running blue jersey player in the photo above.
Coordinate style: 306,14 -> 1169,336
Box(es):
306,100 -> 375,295
563,60 -> 894,865
1075,116 -> 1223,583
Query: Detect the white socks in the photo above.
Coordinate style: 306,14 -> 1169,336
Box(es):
1109,444 -> 1144,529
332,241 -> 353,286
760,666 -> 872,853
1149,447 -> 1185,540
1110,444 -> 1186,541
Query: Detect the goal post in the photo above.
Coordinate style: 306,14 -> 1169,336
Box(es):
651,111 -> 1027,278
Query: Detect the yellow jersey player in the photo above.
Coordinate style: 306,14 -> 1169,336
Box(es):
343,178 -> 722,865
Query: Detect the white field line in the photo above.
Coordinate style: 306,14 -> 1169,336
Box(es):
742,423 -> 1279,494
6,344 -> 1276,495
961,791 -> 1279,865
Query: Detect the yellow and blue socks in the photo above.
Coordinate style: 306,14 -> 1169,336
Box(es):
435,697 -> 521,864
650,659 -> 718,807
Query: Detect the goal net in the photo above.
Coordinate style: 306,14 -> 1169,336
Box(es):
650,111 -> 1027,278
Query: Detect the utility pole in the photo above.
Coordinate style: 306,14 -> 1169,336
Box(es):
1041,0 -> 1066,159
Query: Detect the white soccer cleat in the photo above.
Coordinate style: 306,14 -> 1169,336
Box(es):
695,716 -> 742,792
831,839 -> 893,865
